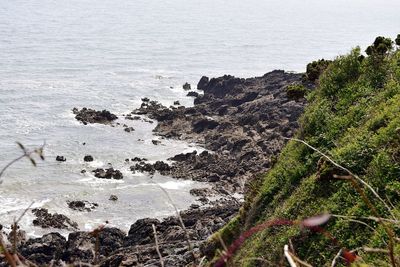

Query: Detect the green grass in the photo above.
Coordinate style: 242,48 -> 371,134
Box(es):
211,40 -> 400,266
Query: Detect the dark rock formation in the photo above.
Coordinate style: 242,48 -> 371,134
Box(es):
19,233 -> 66,265
131,157 -> 147,162
67,200 -> 98,212
125,114 -> 141,120
183,82 -> 191,90
56,227 -> 125,264
168,151 -> 197,162
32,208 -> 78,230
56,156 -> 66,162
93,168 -> 123,180
192,118 -> 219,133
152,140 -> 161,145
124,126 -> 134,133
187,91 -> 200,97
197,76 -> 209,90
130,162 -> 155,174
130,160 -> 170,175
153,161 -> 171,172
124,218 -> 160,246
190,188 -> 214,197
133,101 -> 166,118
109,195 -> 118,201
72,108 -> 118,125
84,155 -> 94,162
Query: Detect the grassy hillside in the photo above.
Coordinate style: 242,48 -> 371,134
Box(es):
211,36 -> 400,266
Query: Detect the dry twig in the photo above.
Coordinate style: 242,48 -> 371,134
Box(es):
152,224 -> 164,267
284,245 -> 298,267
331,249 -> 343,267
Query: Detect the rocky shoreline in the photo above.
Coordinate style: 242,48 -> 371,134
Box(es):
1,70 -> 311,266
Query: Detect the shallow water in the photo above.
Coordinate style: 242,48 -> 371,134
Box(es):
0,0 -> 399,235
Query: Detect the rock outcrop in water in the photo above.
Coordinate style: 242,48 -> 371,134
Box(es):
56,155 -> 66,162
72,107 -> 118,125
83,155 -> 94,162
182,82 -> 191,90
93,168 -> 123,180
67,200 -> 98,212
31,208 -> 78,230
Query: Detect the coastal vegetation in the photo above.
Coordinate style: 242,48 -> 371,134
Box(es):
303,58 -> 332,82
212,36 -> 400,266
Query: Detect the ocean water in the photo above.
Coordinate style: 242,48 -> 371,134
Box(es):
0,0 -> 399,236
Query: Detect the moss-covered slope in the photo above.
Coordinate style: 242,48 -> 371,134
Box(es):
213,37 -> 400,266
